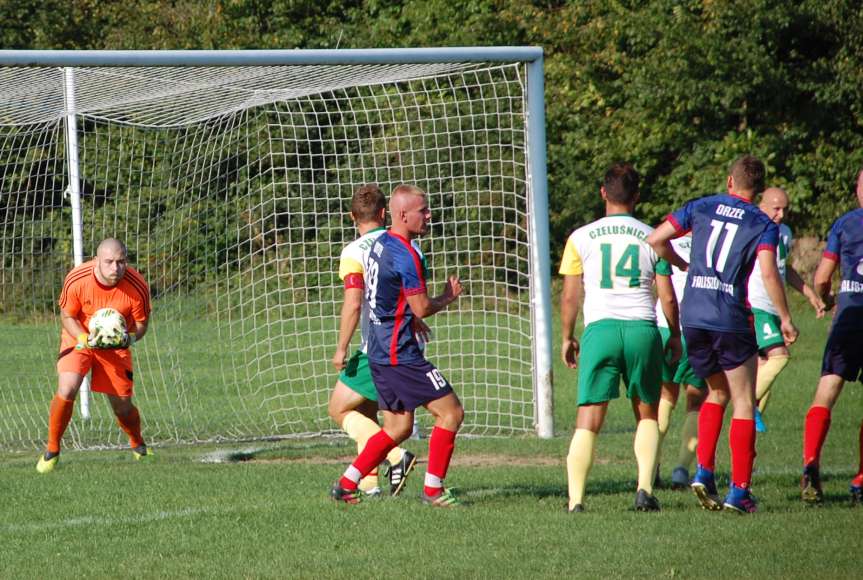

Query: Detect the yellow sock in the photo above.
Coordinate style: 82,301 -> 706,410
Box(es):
385,447 -> 404,466
656,398 -> 675,467
341,410 -> 380,447
358,470 -> 379,493
676,411 -> 699,470
342,411 -> 383,492
566,429 -> 596,510
756,355 -> 790,413
342,411 -> 406,490
634,419 -> 659,494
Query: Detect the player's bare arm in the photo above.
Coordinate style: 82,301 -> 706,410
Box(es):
655,274 -> 682,364
560,274 -> 582,369
60,308 -> 90,350
60,308 -> 86,339
133,318 -> 149,342
647,222 -> 689,272
332,287 -> 363,370
786,264 -> 826,317
813,255 -> 838,311
758,250 -> 799,344
405,274 -> 462,318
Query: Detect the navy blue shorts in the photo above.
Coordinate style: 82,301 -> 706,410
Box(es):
821,329 -> 863,383
369,359 -> 453,412
683,326 -> 758,379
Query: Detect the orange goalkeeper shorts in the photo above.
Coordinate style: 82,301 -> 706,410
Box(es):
57,347 -> 134,397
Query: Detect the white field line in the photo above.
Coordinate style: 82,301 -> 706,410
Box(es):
1,504 -> 256,535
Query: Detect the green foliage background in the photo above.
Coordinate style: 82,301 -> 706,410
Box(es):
3,0 -> 862,253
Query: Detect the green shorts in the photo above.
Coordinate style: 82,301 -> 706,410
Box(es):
659,327 -> 707,389
753,308 -> 785,352
576,319 -> 662,406
338,350 -> 378,401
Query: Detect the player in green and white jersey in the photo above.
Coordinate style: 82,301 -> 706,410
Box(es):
560,163 -> 682,512
329,184 -> 419,496
747,187 -> 825,432
653,234 -> 708,489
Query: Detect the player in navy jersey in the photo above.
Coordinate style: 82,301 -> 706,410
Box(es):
801,169 -> 863,506
331,184 -> 465,507
648,155 -> 798,514
328,184 -> 418,497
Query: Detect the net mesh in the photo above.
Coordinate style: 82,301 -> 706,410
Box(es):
0,62 -> 535,450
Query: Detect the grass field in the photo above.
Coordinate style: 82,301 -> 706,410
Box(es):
1,293 -> 861,578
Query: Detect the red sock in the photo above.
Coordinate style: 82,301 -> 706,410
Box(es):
730,418 -> 756,488
116,405 -> 145,449
424,426 -> 457,497
803,406 -> 831,466
853,420 -> 863,488
697,402 -> 725,471
339,430 -> 395,491
47,395 -> 75,453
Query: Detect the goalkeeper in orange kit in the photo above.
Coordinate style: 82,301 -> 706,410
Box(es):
37,238 -> 152,473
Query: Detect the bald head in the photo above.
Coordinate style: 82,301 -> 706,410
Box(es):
94,238 -> 128,287
97,238 -> 127,258
389,184 -> 430,239
759,187 -> 789,225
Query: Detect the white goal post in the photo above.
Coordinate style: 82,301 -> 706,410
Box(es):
0,48 -> 553,450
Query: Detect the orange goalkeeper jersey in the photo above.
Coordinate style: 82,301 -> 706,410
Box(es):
58,259 -> 151,351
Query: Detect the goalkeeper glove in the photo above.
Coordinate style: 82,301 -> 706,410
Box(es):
75,332 -> 90,351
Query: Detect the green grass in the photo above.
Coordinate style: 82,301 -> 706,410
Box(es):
1,293 -> 861,578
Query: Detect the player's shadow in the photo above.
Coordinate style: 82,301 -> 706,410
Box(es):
464,483 -> 564,501
588,479 -> 647,496
465,478 -> 639,502
199,439 -> 352,463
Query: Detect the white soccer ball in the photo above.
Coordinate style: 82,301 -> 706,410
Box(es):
88,307 -> 127,348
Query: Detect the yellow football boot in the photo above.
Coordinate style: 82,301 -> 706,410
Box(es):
36,452 -> 59,474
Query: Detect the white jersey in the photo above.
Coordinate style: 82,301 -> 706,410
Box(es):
338,227 -> 387,353
559,214 -> 662,325
655,235 -> 692,329
747,223 -> 792,315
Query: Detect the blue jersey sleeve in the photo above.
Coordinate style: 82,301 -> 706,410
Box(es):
395,245 -> 427,296
824,217 -> 843,260
757,220 -> 779,253
668,200 -> 695,233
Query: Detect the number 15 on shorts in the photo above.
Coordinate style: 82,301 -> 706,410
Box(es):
426,369 -> 447,390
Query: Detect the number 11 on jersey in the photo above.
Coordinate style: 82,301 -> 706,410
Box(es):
705,220 -> 739,273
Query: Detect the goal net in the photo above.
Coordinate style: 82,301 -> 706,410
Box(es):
0,51 -> 551,450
